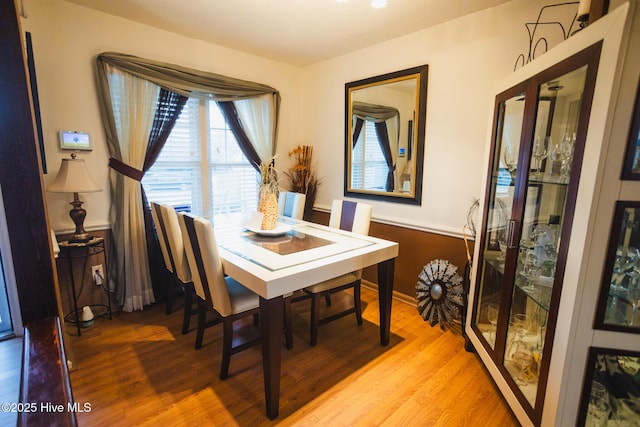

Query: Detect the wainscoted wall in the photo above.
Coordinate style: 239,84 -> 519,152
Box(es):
54,229 -> 113,322
308,210 -> 473,302
54,218 -> 473,316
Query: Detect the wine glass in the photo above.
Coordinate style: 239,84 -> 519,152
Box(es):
590,380 -> 609,404
486,303 -> 499,345
608,247 -> 640,324
531,136 -> 549,179
498,239 -> 507,264
559,133 -> 575,183
534,306 -> 548,350
625,270 -> 640,326
513,314 -> 531,339
511,341 -> 534,386
503,143 -> 518,180
522,250 -> 540,294
586,394 -> 611,427
509,313 -> 531,356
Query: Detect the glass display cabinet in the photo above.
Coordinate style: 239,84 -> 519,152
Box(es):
472,43 -> 600,424
466,2 -> 640,426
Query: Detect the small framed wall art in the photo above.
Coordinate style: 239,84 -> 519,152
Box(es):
622,78 -> 640,180
595,201 -> 640,332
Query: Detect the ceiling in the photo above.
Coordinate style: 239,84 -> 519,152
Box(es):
62,0 -> 512,66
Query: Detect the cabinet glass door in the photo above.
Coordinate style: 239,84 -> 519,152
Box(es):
503,64 -> 588,407
471,42 -> 600,424
474,89 -> 526,351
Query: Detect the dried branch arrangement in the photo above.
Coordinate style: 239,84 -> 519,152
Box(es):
284,145 -> 322,217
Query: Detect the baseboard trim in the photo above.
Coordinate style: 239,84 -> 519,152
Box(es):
362,280 -> 417,307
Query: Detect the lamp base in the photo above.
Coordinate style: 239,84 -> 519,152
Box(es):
69,234 -> 92,244
68,192 -> 91,243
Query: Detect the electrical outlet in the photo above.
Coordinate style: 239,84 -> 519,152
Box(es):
91,264 -> 104,285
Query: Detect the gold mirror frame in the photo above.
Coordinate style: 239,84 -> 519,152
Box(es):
345,65 -> 428,205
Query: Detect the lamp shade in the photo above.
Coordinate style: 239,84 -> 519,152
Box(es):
48,155 -> 101,193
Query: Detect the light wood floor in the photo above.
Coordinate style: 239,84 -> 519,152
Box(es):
66,286 -> 518,426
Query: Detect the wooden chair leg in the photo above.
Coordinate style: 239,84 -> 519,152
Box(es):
182,285 -> 193,334
324,292 -> 332,307
194,304 -> 206,350
310,293 -> 321,346
165,276 -> 175,315
284,297 -> 293,349
354,280 -> 363,325
220,318 -> 234,379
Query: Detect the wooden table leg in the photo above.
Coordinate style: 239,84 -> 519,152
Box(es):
377,258 -> 395,345
259,295 -> 283,420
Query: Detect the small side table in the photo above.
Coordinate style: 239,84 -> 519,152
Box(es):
57,237 -> 112,336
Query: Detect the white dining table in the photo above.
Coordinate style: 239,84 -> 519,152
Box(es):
214,218 -> 399,419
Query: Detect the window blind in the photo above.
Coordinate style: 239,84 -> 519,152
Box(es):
143,98 -> 259,226
351,120 -> 388,191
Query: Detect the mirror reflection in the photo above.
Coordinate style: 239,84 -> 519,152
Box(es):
345,65 -> 427,204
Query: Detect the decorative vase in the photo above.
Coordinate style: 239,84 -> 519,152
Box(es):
258,192 -> 278,230
258,157 -> 279,230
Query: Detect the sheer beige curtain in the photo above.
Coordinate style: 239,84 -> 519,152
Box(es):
103,65 -> 159,311
234,93 -> 279,160
95,52 -> 281,311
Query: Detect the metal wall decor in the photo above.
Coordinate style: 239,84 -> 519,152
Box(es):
416,259 -> 464,330
514,2 -> 580,71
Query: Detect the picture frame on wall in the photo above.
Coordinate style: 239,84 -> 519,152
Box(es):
595,201 -> 640,332
577,347 -> 640,426
622,78 -> 640,180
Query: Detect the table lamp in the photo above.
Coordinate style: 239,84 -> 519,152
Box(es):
48,153 -> 102,243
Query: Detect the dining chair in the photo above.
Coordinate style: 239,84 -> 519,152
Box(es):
150,202 -> 197,334
178,212 -> 292,379
301,199 -> 372,346
278,191 -> 306,220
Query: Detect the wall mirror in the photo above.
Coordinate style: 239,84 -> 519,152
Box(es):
345,65 -> 428,204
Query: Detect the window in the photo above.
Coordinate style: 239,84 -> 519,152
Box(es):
143,98 -> 259,225
351,120 -> 388,190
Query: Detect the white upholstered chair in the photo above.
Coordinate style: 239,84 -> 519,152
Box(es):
178,212 -> 293,378
278,191 -> 306,220
302,199 -> 372,346
150,202 -> 196,334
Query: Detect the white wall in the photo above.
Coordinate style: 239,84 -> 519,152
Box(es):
22,0 -> 302,233
23,0 -> 578,237
301,0 -> 578,236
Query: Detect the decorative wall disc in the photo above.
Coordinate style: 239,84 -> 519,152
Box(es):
416,259 -> 464,330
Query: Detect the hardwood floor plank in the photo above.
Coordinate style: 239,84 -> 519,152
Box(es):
67,287 -> 517,426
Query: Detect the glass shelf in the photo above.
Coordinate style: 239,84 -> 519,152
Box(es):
484,252 -> 552,312
528,175 -> 571,186
514,279 -> 552,312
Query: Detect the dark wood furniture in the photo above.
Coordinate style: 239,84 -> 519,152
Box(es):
18,317 -> 76,427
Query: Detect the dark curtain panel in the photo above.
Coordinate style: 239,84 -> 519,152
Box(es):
217,101 -> 261,171
352,118 -> 364,149
142,89 -> 188,300
144,90 -> 189,171
375,121 -> 394,191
